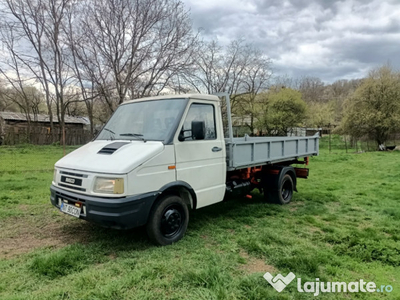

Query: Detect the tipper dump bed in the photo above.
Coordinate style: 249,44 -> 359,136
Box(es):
225,134 -> 319,171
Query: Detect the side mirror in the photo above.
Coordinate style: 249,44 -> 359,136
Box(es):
191,121 -> 205,140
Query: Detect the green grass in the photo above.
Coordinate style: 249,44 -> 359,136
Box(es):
0,140 -> 399,299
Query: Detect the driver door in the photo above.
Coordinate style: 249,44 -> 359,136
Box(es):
174,101 -> 226,208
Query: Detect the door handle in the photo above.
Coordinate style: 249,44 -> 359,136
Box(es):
212,147 -> 222,152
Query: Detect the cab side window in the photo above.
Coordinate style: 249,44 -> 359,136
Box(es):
179,104 -> 216,141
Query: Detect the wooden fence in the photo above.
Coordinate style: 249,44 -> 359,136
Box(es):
2,126 -> 92,145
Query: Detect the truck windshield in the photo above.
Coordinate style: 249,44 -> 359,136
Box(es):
96,99 -> 186,142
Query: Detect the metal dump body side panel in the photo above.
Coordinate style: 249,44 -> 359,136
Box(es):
225,134 -> 319,171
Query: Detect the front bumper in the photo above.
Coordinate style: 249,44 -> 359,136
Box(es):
50,185 -> 159,229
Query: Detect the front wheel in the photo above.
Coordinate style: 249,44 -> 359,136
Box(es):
266,174 -> 294,205
146,195 -> 189,246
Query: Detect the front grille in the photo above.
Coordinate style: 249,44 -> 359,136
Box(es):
60,171 -> 88,178
59,183 -> 86,192
61,176 -> 83,186
58,170 -> 87,191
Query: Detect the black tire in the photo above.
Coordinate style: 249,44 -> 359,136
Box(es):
266,174 -> 294,205
146,195 -> 189,246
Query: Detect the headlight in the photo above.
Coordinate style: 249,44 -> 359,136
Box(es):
53,168 -> 57,183
93,177 -> 124,194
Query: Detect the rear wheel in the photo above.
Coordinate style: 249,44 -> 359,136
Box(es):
266,174 -> 294,205
146,195 -> 189,246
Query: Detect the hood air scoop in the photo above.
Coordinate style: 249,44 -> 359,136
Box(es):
98,142 -> 130,155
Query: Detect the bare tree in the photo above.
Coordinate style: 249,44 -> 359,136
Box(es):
181,40 -> 248,97
324,79 -> 362,123
64,2 -> 101,136
180,39 -> 271,102
3,0 -> 78,144
234,46 -> 272,134
298,76 -> 325,103
272,75 -> 300,90
0,24 -> 44,134
179,39 -> 272,134
0,83 -> 15,112
73,0 -> 198,116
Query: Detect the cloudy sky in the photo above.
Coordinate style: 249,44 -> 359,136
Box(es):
182,0 -> 400,83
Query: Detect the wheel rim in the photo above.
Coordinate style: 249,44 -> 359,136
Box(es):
281,179 -> 292,201
160,204 -> 184,237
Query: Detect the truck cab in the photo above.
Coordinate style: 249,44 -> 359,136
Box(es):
51,94 -> 227,245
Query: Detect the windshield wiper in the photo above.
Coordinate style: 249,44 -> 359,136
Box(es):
103,127 -> 115,140
119,133 -> 145,141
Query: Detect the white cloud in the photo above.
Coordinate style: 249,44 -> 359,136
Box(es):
183,0 -> 400,82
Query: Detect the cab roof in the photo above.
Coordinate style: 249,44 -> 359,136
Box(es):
122,94 -> 220,105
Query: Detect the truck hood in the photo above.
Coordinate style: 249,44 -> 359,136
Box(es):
55,140 -> 164,174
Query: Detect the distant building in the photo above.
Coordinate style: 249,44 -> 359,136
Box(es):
0,111 -> 91,145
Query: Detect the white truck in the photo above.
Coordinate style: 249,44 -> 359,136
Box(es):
51,94 -> 319,245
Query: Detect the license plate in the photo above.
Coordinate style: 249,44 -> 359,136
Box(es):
60,203 -> 81,218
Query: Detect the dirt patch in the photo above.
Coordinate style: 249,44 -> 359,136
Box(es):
327,202 -> 341,213
108,253 -> 117,260
1,234 -> 63,258
18,204 -> 29,211
239,250 -> 277,274
292,201 -> 305,206
0,212 -> 94,259
289,201 -> 305,211
201,235 -> 223,252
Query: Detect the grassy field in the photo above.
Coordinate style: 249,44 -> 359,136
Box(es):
0,138 -> 399,299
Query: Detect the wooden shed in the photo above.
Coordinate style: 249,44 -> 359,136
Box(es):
0,112 -> 91,145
